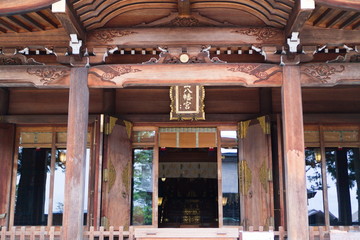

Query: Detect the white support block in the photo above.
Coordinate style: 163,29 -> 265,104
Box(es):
287,32 -> 300,53
240,231 -> 274,240
52,0 -> 66,13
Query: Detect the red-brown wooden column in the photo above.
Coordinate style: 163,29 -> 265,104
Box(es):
281,65 -> 309,240
63,67 -> 89,240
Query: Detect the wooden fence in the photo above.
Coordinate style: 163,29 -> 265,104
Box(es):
0,225 -> 359,239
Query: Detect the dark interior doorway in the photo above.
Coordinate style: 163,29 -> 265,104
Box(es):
158,148 -> 218,228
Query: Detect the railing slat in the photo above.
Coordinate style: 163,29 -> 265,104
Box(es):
1,226 -> 6,240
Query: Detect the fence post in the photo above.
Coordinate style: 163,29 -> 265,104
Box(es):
99,226 -> 104,240
279,226 -> 285,240
119,226 -> 124,240
129,226 -> 134,240
49,226 -> 55,240
109,226 -> 114,240
39,226 -> 45,240
30,226 -> 35,240
10,226 -> 15,240
20,226 -> 25,240
89,226 -> 94,240
1,226 -> 6,240
319,226 -> 324,240
309,227 -> 314,240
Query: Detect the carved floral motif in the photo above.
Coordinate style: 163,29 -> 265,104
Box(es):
101,66 -> 141,81
232,27 -> 280,41
302,64 -> 345,83
0,55 -> 43,65
27,67 -> 69,85
0,57 -> 22,65
228,64 -> 281,82
170,17 -> 200,27
93,30 -> 137,43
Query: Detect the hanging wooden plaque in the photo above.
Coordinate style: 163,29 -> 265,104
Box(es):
170,85 -> 205,120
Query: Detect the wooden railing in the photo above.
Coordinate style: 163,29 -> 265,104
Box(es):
0,225 -> 359,239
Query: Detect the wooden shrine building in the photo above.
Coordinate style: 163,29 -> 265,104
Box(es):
0,0 -> 360,239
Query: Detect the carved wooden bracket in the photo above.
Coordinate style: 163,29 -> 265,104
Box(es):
143,46 -> 226,64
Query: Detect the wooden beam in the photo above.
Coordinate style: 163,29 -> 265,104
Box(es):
0,0 -> 59,16
118,113 -> 258,123
285,0 -> 315,37
0,28 -> 69,47
87,27 -> 285,47
88,63 -> 283,87
303,114 -> 360,124
52,0 -> 86,40
316,0 -> 360,11
0,65 -> 70,87
281,65 -> 309,240
300,63 -> 360,87
63,67 -> 89,240
1,115 -> 96,124
301,26 -> 360,45
1,63 -> 360,88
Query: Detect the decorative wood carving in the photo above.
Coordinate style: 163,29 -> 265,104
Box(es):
328,51 -> 360,63
228,64 -> 282,83
170,85 -> 205,121
86,27 -> 284,48
27,67 -> 70,85
231,28 -> 282,41
170,16 -> 200,27
89,65 -> 142,84
93,30 -> 138,43
301,64 -> 345,83
0,54 -> 43,65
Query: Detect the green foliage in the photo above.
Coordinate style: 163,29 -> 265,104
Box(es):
132,149 -> 153,225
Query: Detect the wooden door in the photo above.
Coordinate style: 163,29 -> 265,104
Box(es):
238,116 -> 274,229
101,117 -> 132,230
0,124 -> 15,227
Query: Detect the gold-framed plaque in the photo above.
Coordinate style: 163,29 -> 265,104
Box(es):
170,85 -> 205,121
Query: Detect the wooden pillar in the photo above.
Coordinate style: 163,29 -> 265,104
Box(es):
63,67 -> 89,240
281,66 -> 309,240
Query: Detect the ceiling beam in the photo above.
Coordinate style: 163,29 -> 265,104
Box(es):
285,0 -> 315,37
0,0 -> 59,16
52,0 -> 86,40
316,0 -> 360,11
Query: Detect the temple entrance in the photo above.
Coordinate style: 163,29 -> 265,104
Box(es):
158,148 -> 218,228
